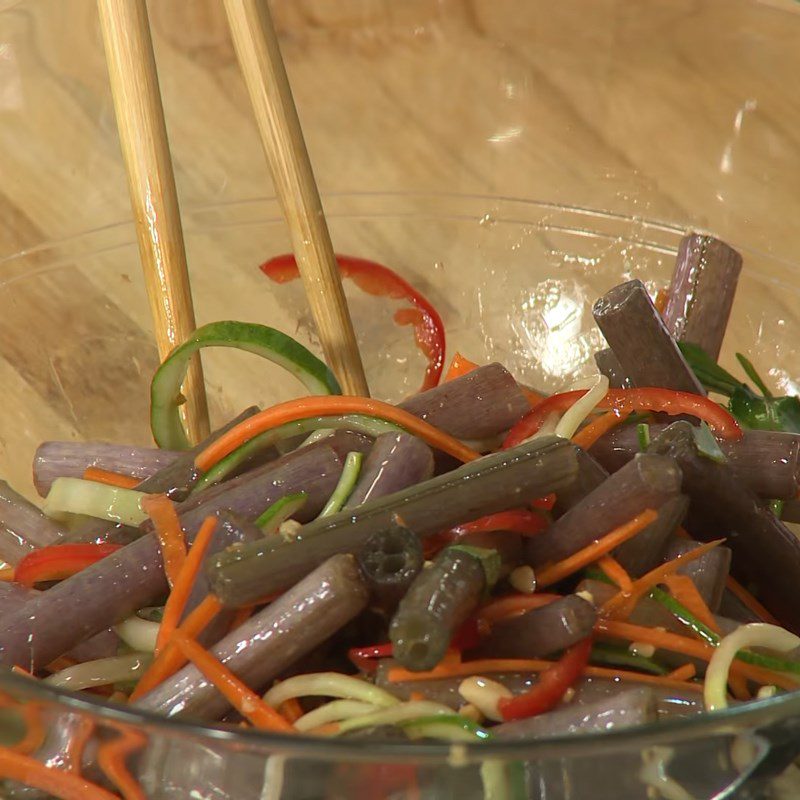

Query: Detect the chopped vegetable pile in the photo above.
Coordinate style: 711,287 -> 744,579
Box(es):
1,240 -> 800,799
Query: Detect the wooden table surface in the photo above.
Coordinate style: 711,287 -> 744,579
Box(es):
1,0 -> 800,494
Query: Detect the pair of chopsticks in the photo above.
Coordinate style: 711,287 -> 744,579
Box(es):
97,0 -> 369,444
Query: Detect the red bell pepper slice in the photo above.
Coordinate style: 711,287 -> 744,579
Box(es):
447,509 -> 549,538
261,254 -> 446,393
347,620 -> 484,674
14,543 -> 123,587
503,386 -> 742,449
497,636 -> 593,721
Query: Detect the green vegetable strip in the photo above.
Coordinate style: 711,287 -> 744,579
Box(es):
590,642 -> 669,676
150,321 -> 342,450
43,477 -> 148,527
256,492 -> 308,534
692,421 -> 727,463
636,423 -> 650,452
589,567 -> 800,677
318,452 -> 363,518
192,414 -> 402,493
735,353 -> 773,399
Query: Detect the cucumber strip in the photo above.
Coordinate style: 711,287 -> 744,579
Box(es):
193,414 -> 401,493
150,321 -> 341,450
43,477 -> 148,527
256,492 -> 308,534
590,642 -> 669,676
590,567 -> 800,678
318,452 -> 363,518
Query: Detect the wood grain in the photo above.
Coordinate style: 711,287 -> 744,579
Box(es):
1,0 -> 800,500
97,0 -> 210,443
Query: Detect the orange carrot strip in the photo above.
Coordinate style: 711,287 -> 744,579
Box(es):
97,729 -> 147,800
11,703 -> 46,755
597,554 -> 633,593
654,288 -> 670,315
228,604 -> 255,634
82,467 -> 140,490
725,575 -> 779,625
156,516 -> 218,655
601,539 -> 723,619
729,671 -> 751,701
662,574 -> 720,634
536,509 -> 658,588
476,593 -> 562,627
278,696 -> 304,724
0,568 -> 15,582
443,352 -> 479,382
142,494 -> 186,588
521,387 -> 545,406
129,595 -> 223,700
572,410 -> 631,451
0,747 -> 118,800
195,396 -> 481,472
596,619 -> 798,692
386,658 -> 702,693
665,663 -> 696,682
65,717 -> 96,775
173,633 -> 294,732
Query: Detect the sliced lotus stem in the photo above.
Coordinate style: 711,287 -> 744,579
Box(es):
662,233 -> 743,361
593,279 -> 705,394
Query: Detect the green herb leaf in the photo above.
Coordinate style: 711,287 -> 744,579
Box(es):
769,499 -> 785,518
637,423 -> 650,452
736,353 -> 773,399
678,342 -> 743,397
692,421 -> 727,463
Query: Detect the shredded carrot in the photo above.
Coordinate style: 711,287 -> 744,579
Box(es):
11,665 -> 34,679
0,746 -> 118,800
386,658 -> 702,693
601,539 -> 724,619
65,717 -> 96,775
129,594 -> 223,700
661,574 -> 720,633
665,663 -> 696,682
572,410 -> 631,450
10,702 -> 46,755
278,696 -> 305,723
654,287 -> 670,315
477,593 -> 562,627
142,494 -> 186,588
228,604 -> 255,634
597,554 -> 633,593
596,619 -> 799,692
97,728 -> 147,800
536,509 -> 658,588
444,352 -> 479,382
725,575 -> 779,625
46,656 -> 78,674
310,722 -> 341,736
0,567 -> 15,582
173,632 -> 294,732
409,691 -> 426,702
194,396 -> 481,473
82,467 -> 140,490
156,516 -> 218,655
521,386 -> 545,406
729,672 -> 751,702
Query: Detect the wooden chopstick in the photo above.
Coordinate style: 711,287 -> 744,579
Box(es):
97,0 -> 211,442
223,0 -> 370,397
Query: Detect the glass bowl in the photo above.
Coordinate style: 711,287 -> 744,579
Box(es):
2,1 -> 800,798
1,195 -> 800,799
